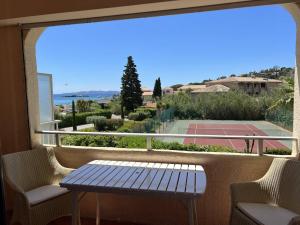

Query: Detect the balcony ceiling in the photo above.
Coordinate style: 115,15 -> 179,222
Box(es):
0,0 -> 298,27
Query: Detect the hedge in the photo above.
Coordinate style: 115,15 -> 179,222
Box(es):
57,110 -> 112,128
61,135 -> 291,155
61,135 -> 236,152
265,148 -> 291,155
62,135 -> 118,147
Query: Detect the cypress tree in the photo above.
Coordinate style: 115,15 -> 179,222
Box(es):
120,56 -> 143,112
72,100 -> 77,131
153,77 -> 162,100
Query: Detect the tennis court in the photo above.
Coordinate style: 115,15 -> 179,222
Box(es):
184,123 -> 288,152
160,120 -> 292,152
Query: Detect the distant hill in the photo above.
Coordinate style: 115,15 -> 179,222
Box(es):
187,66 -> 294,85
54,90 -> 119,98
237,66 -> 294,80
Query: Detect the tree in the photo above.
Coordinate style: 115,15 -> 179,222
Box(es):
76,100 -> 91,113
152,77 -> 162,100
72,100 -> 77,131
268,77 -> 294,111
120,56 -> 143,113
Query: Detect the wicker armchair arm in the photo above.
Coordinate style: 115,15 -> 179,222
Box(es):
46,147 -> 74,184
16,191 -> 30,209
231,182 -> 268,206
288,216 -> 300,225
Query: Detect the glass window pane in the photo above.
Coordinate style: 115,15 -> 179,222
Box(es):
38,73 -> 53,123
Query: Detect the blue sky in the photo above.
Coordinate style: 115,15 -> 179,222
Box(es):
36,5 -> 296,94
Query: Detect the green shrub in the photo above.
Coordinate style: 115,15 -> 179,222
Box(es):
62,135 -> 118,147
105,119 -> 124,131
135,108 -> 156,118
117,121 -> 136,132
76,100 -> 92,113
117,136 -> 147,148
265,148 -> 291,155
128,111 -> 151,121
87,116 -> 107,131
58,110 -> 112,128
108,98 -> 122,115
117,119 -> 157,133
162,91 -> 273,120
86,116 -> 124,131
152,140 -> 236,152
86,116 -> 106,124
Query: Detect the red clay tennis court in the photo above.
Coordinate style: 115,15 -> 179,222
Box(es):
183,123 -> 287,152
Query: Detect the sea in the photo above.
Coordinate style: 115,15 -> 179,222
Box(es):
54,96 -> 105,105
53,91 -> 119,105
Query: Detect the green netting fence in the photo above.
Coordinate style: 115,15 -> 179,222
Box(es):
129,107 -> 176,133
265,107 -> 293,131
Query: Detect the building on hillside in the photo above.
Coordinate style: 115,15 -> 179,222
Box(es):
205,76 -> 282,95
162,87 -> 174,95
142,87 -> 152,92
177,84 -> 206,92
191,84 -> 230,96
144,102 -> 157,108
96,99 -> 111,108
142,87 -> 153,103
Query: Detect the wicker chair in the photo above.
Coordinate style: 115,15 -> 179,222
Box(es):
230,158 -> 300,225
2,147 -> 73,225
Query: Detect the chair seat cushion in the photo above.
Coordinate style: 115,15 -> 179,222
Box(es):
25,185 -> 69,206
237,202 -> 300,225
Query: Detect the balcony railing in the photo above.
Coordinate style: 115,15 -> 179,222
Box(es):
35,130 -> 298,156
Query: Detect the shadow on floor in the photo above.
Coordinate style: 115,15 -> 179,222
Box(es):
49,216 -> 146,225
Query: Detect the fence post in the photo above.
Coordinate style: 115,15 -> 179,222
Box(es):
258,139 -> 264,156
55,133 -> 61,147
147,136 -> 152,151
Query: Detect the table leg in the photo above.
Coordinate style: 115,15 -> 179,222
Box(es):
96,193 -> 101,225
188,199 -> 195,225
78,205 -> 81,225
71,191 -> 79,225
193,199 -> 198,225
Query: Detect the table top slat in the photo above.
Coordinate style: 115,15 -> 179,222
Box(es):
176,170 -> 188,193
73,165 -> 103,185
80,164 -> 111,186
139,163 -> 161,190
196,170 -> 206,193
185,165 -> 196,194
67,164 -> 99,184
105,161 -> 136,187
122,163 -> 147,189
166,164 -> 181,192
89,161 -> 122,186
61,163 -> 95,184
113,162 -> 142,188
157,164 -> 174,191
131,163 -> 153,189
148,163 -> 168,191
97,161 -> 130,186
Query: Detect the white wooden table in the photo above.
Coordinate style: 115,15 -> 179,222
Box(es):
60,160 -> 206,225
